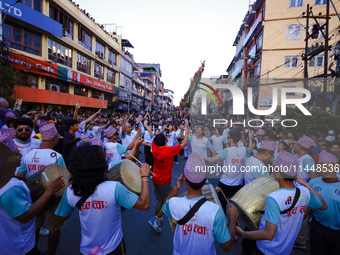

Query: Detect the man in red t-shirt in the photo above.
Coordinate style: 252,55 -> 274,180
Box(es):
149,126 -> 189,233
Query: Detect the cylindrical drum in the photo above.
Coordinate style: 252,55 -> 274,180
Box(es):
107,159 -> 141,194
27,164 -> 71,202
230,175 -> 279,230
169,183 -> 225,232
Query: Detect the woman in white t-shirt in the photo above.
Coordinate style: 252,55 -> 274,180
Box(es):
209,128 -> 227,154
55,144 -> 151,255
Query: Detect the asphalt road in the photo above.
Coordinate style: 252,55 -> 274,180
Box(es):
38,145 -> 310,255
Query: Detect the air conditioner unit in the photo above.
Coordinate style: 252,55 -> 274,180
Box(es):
99,96 -> 104,100
99,52 -> 104,59
49,84 -> 60,92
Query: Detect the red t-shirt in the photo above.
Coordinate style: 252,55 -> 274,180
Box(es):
151,143 -> 181,185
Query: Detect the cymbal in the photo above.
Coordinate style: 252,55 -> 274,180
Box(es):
0,143 -> 17,189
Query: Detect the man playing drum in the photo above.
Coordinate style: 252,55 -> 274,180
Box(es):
162,153 -> 239,254
236,150 -> 327,255
16,123 -> 67,255
55,144 -> 151,255
203,130 -> 251,214
0,136 -> 64,255
308,150 -> 340,255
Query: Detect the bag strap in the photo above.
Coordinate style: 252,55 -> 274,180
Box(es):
280,188 -> 300,214
76,194 -> 91,210
177,197 -> 207,225
258,188 -> 301,215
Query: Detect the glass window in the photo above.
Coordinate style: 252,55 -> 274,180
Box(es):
48,38 -> 72,67
287,25 -> 302,40
108,50 -> 116,65
107,69 -> 115,84
96,41 -> 105,57
290,0 -> 304,7
315,0 -> 327,5
77,53 -> 91,74
22,0 -> 41,12
4,23 -> 41,55
284,56 -> 299,68
94,62 -> 104,80
309,56 -> 324,67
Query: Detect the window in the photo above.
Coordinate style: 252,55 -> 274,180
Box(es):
290,0 -> 304,7
74,84 -> 87,97
287,25 -> 302,40
49,5 -> 73,39
108,49 -> 116,65
315,0 -> 327,5
78,25 -> 92,51
45,78 -> 69,93
254,59 -> 261,77
309,56 -> 324,67
107,69 -> 115,84
3,23 -> 41,55
77,54 -> 91,74
94,62 -> 104,80
15,73 -> 38,88
284,57 -> 299,68
48,38 -> 72,67
256,33 -> 263,50
22,0 -> 41,12
95,41 -> 105,58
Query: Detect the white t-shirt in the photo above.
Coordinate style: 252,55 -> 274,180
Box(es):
256,186 -> 312,255
18,148 -> 66,178
131,129 -> 138,139
209,135 -> 226,154
222,128 -> 230,140
55,181 -> 138,254
14,138 -> 42,174
297,154 -> 315,182
0,178 -> 35,254
189,136 -> 213,158
166,131 -> 176,147
105,142 -> 128,166
121,133 -> 134,154
243,156 -> 268,185
218,146 -> 250,186
86,126 -> 100,141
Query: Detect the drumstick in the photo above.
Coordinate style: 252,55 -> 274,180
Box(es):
128,153 -> 154,176
51,152 -> 60,177
215,187 -> 240,225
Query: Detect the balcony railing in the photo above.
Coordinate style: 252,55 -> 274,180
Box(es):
244,14 -> 262,46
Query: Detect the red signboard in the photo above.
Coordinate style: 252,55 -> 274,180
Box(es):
9,52 -> 58,78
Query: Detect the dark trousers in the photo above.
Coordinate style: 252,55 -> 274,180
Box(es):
217,181 -> 242,215
310,217 -> 340,255
144,144 -> 154,167
241,227 -> 258,255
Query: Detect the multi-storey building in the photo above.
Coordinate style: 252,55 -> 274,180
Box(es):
163,88 -> 174,113
227,0 -> 340,114
3,0 -> 121,113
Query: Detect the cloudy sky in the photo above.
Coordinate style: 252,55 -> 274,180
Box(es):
78,0 -> 251,105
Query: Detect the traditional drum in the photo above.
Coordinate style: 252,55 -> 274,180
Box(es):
169,183 -> 225,232
26,164 -> 71,202
230,175 -> 279,230
107,159 -> 141,194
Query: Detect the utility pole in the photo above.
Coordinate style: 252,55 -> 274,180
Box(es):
323,0 -> 330,108
304,4 -> 310,89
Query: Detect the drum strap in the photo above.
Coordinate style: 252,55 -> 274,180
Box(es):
76,194 -> 91,210
259,188 -> 300,215
177,197 -> 208,225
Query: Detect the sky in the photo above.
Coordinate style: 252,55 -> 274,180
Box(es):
77,0 -> 251,106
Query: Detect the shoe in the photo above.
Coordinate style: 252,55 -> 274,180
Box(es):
184,157 -> 188,160
149,217 -> 162,233
175,162 -> 179,165
156,216 -> 163,224
39,227 -> 49,236
293,241 -> 306,250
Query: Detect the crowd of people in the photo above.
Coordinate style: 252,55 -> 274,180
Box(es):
0,97 -> 339,255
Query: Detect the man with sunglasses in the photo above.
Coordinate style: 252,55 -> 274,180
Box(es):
256,129 -> 265,148
13,118 -> 42,175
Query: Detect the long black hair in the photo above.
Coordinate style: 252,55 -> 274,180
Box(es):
68,143 -> 108,197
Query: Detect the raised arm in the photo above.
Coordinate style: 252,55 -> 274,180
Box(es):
84,109 -> 101,124
73,101 -> 81,120
180,127 -> 189,149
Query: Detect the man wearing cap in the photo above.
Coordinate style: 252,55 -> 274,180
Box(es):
236,150 -> 327,255
17,123 -> 67,255
161,153 -> 239,254
148,127 -> 189,233
326,130 -> 336,143
308,150 -> 340,255
243,139 -> 276,184
104,125 -> 142,167
0,136 -> 64,255
203,130 -> 251,215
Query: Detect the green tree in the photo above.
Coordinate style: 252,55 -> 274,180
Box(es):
279,107 -> 340,136
0,41 -> 18,106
